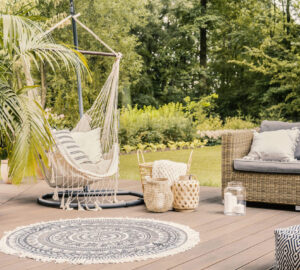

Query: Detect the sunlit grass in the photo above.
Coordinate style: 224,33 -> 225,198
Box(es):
119,145 -> 221,187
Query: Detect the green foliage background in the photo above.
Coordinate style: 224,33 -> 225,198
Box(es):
22,0 -> 300,124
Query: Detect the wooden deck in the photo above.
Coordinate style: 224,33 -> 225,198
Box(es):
0,179 -> 299,270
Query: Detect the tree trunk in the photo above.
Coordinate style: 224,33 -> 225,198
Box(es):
273,0 -> 276,36
40,62 -> 47,109
286,0 -> 290,35
268,0 -> 274,37
199,0 -> 207,94
21,56 -> 41,104
200,0 -> 207,68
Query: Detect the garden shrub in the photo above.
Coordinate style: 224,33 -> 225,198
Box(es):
47,94 -> 257,152
197,116 -> 223,131
138,129 -> 164,144
118,95 -> 258,151
224,116 -> 256,130
119,103 -> 195,146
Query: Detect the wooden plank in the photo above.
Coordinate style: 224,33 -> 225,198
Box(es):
204,238 -> 274,270
94,211 -> 285,270
199,209 -> 281,242
0,183 -> 32,205
169,215 -> 300,270
0,253 -> 47,269
0,179 -> 297,270
238,251 -> 275,270
132,211 -> 297,270
29,263 -> 70,270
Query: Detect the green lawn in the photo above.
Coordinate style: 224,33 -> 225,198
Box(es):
1,146 -> 221,186
119,145 -> 221,187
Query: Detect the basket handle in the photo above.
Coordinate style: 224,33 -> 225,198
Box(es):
137,149 -> 145,164
178,174 -> 197,181
186,150 -> 193,174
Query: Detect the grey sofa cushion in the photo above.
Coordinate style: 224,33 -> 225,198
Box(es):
260,120 -> 300,160
234,158 -> 300,174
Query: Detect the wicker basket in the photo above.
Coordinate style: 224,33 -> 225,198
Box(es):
137,150 -> 193,192
143,178 -> 173,213
172,175 -> 200,212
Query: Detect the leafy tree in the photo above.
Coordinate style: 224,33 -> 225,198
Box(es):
33,0 -> 147,124
32,0 -> 300,123
131,0 -> 214,106
230,0 -> 300,120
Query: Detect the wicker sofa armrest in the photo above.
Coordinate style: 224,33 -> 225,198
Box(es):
221,130 -> 254,180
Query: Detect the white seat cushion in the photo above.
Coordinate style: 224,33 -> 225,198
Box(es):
81,159 -> 112,175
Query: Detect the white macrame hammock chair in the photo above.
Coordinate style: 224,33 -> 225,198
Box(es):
40,15 -> 132,211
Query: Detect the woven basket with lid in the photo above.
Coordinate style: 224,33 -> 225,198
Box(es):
172,175 -> 200,212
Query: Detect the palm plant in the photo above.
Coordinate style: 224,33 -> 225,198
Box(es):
0,13 -> 89,184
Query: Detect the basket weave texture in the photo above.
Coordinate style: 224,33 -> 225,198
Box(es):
222,130 -> 300,205
143,178 -> 173,212
172,175 -> 200,212
137,150 -> 193,192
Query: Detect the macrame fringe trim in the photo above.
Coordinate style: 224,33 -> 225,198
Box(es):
52,187 -> 59,201
0,217 -> 200,264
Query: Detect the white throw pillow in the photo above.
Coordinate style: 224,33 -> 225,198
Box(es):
71,128 -> 102,163
244,129 -> 299,162
72,113 -> 92,132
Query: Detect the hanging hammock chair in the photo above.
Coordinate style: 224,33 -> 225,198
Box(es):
38,15 -> 143,210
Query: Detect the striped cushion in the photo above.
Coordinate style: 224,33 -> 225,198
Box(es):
53,130 -> 92,165
275,225 -> 300,270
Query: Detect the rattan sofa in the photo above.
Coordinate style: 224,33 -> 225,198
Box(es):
222,130 -> 300,208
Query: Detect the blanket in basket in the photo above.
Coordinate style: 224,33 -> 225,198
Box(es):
152,160 -> 187,186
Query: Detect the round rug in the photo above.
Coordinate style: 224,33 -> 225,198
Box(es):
0,218 -> 200,264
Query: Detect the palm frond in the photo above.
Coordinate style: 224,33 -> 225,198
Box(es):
0,14 -> 88,184
1,14 -> 41,53
0,80 -> 20,140
9,96 -> 53,184
1,14 -> 89,77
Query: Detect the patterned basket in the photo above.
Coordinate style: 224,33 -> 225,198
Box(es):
171,175 -> 200,212
143,178 -> 173,213
137,150 -> 193,192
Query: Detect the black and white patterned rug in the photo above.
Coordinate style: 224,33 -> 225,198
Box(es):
0,218 -> 200,264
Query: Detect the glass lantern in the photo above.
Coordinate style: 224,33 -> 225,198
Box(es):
224,181 -> 246,216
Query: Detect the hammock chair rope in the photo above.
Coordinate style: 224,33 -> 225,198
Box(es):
41,16 -> 123,211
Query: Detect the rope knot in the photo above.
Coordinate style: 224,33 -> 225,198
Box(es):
116,52 -> 122,60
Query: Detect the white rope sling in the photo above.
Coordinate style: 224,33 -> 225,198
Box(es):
41,16 -> 122,211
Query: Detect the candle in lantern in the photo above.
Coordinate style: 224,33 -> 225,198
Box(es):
224,192 -> 237,214
234,203 -> 245,215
